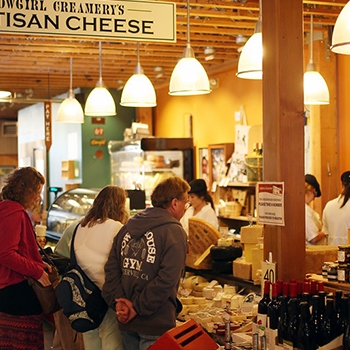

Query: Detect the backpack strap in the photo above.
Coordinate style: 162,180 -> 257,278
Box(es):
69,223 -> 80,267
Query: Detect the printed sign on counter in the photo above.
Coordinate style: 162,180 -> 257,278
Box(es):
257,182 -> 284,226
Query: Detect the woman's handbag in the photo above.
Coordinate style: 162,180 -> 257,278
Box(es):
27,243 -> 62,314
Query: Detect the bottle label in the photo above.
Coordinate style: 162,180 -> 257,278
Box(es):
257,313 -> 267,329
338,250 -> 346,262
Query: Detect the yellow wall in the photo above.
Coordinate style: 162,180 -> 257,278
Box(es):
154,69 -> 263,151
337,54 -> 350,175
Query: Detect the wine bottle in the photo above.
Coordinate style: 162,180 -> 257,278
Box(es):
257,280 -> 271,330
310,295 -> 320,346
317,291 -> 326,347
267,283 -> 280,330
343,297 -> 350,350
296,280 -> 303,303
297,301 -> 316,350
283,281 -> 290,302
310,280 -> 317,296
320,297 -> 336,346
286,297 -> 299,348
277,295 -> 289,345
335,290 -> 344,337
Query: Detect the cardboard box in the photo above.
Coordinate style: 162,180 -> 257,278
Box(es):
233,258 -> 252,280
186,218 -> 221,270
240,225 -> 264,244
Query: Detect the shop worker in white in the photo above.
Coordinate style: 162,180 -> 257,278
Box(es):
323,171 -> 350,246
180,178 -> 218,234
305,174 -> 327,245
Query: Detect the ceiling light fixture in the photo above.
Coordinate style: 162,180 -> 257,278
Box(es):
204,46 -> 216,61
120,42 -> 157,107
57,57 -> 84,123
303,14 -> 330,105
0,90 -> 11,98
236,0 -> 262,79
169,0 -> 211,96
84,41 -> 116,116
331,1 -> 350,54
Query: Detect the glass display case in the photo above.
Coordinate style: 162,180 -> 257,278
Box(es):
46,188 -> 99,240
109,138 -> 194,202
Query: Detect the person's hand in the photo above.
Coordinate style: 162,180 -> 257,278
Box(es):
37,270 -> 51,287
115,298 -> 137,324
43,262 -> 52,273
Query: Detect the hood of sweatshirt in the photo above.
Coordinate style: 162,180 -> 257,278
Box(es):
125,207 -> 182,240
0,200 -> 25,218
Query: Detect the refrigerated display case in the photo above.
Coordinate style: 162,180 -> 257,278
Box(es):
108,138 -> 194,202
46,188 -> 99,240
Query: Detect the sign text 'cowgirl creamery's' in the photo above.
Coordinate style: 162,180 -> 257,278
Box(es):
0,0 -> 176,42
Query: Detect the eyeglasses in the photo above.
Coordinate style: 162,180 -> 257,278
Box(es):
176,197 -> 190,210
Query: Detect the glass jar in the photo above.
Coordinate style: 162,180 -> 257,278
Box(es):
337,263 -> 349,283
322,262 -> 332,278
338,245 -> 350,263
327,263 -> 338,281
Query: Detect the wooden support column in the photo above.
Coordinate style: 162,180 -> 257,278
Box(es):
262,0 -> 305,281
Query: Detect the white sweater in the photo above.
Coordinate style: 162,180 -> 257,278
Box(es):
74,219 -> 123,289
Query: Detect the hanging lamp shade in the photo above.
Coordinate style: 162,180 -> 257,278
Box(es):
85,42 -> 116,116
120,43 -> 157,107
331,1 -> 350,54
57,57 -> 84,123
236,32 -> 263,79
303,15 -> 329,105
237,0 -> 262,80
169,0 -> 211,96
0,90 -> 11,98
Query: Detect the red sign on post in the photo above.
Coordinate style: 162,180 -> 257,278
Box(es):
44,101 -> 52,151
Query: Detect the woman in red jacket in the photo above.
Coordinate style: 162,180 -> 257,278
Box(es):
0,166 -> 50,350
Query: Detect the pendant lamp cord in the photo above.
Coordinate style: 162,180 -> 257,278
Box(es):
186,0 -> 190,45
137,41 -> 140,65
69,57 -> 73,90
99,41 -> 102,80
310,15 -> 314,64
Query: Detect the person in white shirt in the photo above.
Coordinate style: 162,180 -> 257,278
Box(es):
322,171 -> 350,246
74,185 -> 129,350
180,179 -> 218,234
305,174 -> 327,245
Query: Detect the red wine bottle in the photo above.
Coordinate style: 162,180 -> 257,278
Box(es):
267,283 -> 280,330
257,280 -> 271,330
297,301 -> 316,350
277,295 -> 289,345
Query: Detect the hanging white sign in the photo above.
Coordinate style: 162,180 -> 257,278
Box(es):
0,0 -> 176,42
257,182 -> 285,226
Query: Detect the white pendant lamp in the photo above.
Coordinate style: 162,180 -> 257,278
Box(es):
120,42 -> 157,107
169,0 -> 211,96
331,1 -> 350,54
236,0 -> 262,79
85,41 -> 116,116
57,57 -> 84,123
303,15 -> 330,105
0,90 -> 11,98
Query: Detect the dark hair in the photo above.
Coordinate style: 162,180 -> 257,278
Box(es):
80,185 -> 128,228
191,188 -> 215,210
341,180 -> 350,209
151,176 -> 190,209
0,166 -> 45,210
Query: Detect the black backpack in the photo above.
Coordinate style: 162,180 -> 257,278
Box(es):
55,224 -> 108,332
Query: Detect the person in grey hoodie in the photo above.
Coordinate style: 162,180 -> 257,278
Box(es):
102,176 -> 190,350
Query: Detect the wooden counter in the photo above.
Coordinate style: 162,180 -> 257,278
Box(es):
308,273 -> 350,294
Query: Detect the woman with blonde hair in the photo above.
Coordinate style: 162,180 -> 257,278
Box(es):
74,185 -> 128,350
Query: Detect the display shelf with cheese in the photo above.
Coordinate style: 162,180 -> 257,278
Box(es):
214,182 -> 257,232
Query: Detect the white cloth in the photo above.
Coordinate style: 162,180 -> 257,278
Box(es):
305,204 -> 325,245
322,195 -> 350,246
74,218 -> 123,289
180,203 -> 218,234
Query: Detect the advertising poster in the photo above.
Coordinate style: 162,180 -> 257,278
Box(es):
257,182 -> 285,226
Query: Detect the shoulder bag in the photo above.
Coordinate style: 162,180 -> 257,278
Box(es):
27,242 -> 61,314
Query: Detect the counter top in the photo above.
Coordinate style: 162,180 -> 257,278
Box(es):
307,273 -> 350,293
